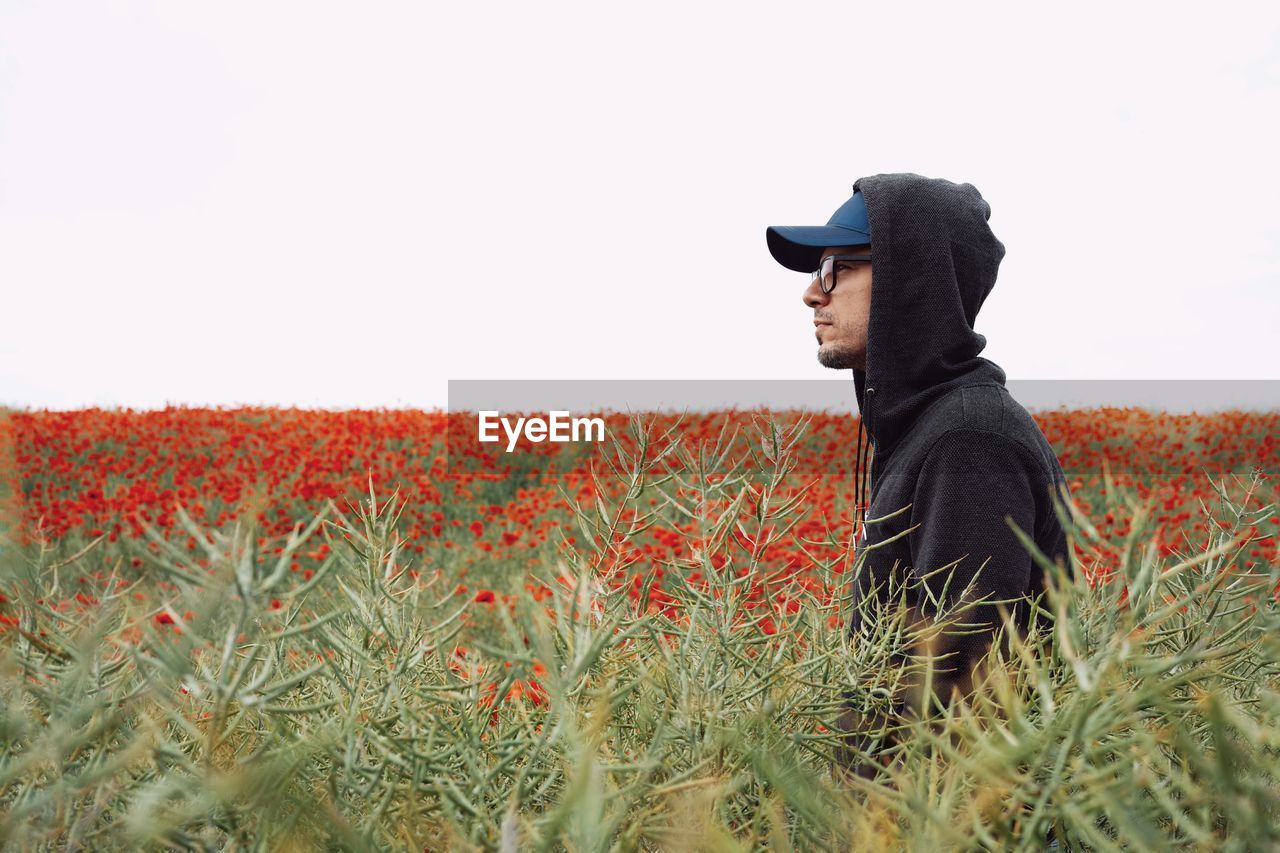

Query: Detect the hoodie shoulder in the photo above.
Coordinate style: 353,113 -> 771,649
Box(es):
899,383 -> 1065,490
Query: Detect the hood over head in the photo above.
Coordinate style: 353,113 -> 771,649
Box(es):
852,173 -> 1009,459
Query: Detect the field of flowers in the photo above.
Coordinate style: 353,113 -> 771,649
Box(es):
1,406 -> 1277,850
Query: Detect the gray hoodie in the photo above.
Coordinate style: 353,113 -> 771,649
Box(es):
837,174 -> 1073,769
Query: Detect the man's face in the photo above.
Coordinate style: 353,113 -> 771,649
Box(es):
803,244 -> 873,371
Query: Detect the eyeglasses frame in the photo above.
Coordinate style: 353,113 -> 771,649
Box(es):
812,254 -> 872,294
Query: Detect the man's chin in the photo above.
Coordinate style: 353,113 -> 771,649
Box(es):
817,344 -> 863,371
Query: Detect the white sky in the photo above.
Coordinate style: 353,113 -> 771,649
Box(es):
2,1 -> 1278,410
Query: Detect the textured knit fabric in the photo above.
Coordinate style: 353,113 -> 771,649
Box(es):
833,173 -> 1074,778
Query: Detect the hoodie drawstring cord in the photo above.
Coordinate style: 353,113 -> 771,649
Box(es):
854,416 -> 865,543
855,388 -> 875,547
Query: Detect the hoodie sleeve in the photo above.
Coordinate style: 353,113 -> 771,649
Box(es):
902,428 -> 1040,713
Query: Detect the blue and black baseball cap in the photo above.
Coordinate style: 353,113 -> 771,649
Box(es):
766,190 -> 871,273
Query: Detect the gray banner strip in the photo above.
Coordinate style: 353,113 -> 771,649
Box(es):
448,380 -> 1280,414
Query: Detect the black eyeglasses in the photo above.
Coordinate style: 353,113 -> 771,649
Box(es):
812,254 -> 872,294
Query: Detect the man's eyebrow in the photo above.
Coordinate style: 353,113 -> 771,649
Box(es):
821,248 -> 872,262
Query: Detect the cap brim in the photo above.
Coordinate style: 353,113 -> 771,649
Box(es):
766,225 -> 871,273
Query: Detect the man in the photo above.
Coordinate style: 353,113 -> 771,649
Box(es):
766,173 -> 1074,781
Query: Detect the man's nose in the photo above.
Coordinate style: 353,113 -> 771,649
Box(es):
803,278 -> 829,309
